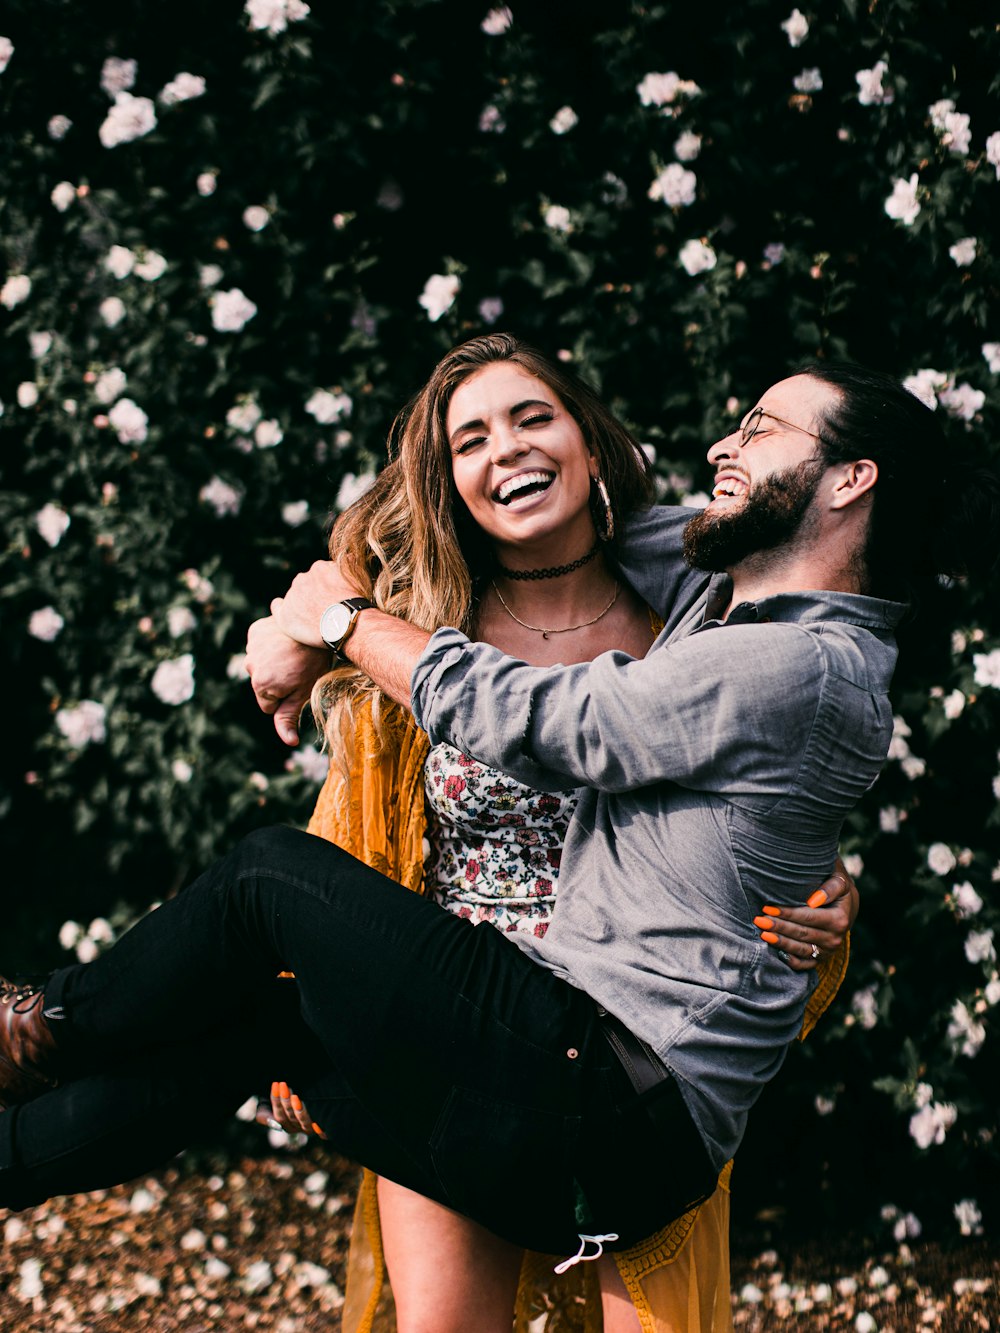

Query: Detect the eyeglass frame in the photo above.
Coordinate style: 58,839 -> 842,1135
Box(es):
732,407 -> 825,448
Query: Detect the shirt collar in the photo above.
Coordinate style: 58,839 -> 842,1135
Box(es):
702,573 -> 908,632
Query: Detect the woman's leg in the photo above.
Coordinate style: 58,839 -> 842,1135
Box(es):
597,1255 -> 644,1333
378,1178 -> 523,1333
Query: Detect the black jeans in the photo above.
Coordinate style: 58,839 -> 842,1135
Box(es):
0,828 -> 716,1252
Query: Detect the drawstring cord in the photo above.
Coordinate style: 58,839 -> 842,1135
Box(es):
553,1233 -> 620,1275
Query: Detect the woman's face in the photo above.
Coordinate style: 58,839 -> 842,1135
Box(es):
445,362 -> 597,555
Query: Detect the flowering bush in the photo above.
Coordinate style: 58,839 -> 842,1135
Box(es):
0,0 -> 997,1235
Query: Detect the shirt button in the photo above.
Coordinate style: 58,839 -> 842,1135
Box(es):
566,1048 -> 579,1060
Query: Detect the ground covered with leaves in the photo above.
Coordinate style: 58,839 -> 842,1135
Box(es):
1,1143 -> 997,1331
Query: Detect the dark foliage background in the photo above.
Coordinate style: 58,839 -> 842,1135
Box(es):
1,0 -> 997,1241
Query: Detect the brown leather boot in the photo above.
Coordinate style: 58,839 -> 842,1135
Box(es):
0,978 -> 64,1109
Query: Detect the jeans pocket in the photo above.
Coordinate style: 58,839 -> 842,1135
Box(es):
429,1085 -> 583,1253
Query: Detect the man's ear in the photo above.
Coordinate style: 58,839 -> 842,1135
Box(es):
829,459 -> 878,510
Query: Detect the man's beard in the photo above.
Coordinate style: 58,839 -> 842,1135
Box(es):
682,456 -> 826,573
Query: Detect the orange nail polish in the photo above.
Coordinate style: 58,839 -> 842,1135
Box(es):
270,1081 -> 279,1097
807,889 -> 828,909
311,1122 -> 327,1139
753,916 -> 772,930
290,1095 -> 303,1111
761,931 -> 780,945
762,905 -> 781,917
278,1082 -> 290,1099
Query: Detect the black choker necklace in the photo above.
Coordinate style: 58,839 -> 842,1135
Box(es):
495,543 -> 600,581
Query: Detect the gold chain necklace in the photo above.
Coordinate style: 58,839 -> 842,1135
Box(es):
490,580 -> 620,640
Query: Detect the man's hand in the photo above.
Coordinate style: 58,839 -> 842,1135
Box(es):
270,558 -> 363,648
245,616 -> 331,746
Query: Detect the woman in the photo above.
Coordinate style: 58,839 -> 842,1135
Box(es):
0,336 -> 858,1333
252,334 -> 855,1332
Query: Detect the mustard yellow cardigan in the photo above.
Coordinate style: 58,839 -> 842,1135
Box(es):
307,703 -> 848,1333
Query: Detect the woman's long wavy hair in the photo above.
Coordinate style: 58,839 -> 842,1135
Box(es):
312,332 -> 655,769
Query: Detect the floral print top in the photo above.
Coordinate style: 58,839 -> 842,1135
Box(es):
424,741 -> 579,938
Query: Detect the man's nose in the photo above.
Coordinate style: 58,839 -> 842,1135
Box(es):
707,430 -> 741,465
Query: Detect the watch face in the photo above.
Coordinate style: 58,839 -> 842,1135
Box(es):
320,602 -> 354,649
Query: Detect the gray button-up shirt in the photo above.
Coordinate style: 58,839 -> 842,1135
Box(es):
411,505 -> 905,1168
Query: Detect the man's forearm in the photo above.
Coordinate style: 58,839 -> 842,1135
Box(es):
341,611 -> 431,710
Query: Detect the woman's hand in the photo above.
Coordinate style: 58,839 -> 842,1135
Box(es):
256,1081 -> 327,1139
245,616 -> 331,746
754,857 -> 858,971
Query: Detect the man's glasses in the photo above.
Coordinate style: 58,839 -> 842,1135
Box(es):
732,407 -> 824,448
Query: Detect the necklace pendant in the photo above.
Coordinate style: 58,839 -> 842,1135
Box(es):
542,630 -> 550,640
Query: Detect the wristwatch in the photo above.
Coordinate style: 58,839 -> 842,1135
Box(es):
319,597 -> 375,661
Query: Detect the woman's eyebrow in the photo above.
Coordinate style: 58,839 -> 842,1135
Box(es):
449,398 -> 553,442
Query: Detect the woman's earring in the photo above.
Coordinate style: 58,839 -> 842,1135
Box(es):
590,475 -> 615,542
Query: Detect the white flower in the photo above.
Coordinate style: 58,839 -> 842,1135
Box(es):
983,342 -> 1000,373
245,0 -> 311,33
335,470 -> 377,511
478,104 -> 506,133
227,653 -> 249,680
929,98 -> 955,130
949,237 -> 976,267
99,296 -> 127,327
942,688 -> 966,720
51,181 -> 76,212
679,238 -> 717,276
29,331 -> 53,359
549,105 -> 578,135
99,92 -> 157,148
172,758 -> 194,783
211,288 -> 257,333
973,648 -> 1000,688
814,1094 -> 836,1115
243,205 -> 270,232
893,1212 -> 921,1241
199,476 -> 243,517
159,72 -> 206,105
940,110 -> 972,156
29,607 -> 65,641
884,174 -> 920,225
182,569 -> 214,602
850,984 -> 879,1029
648,163 -> 697,207
197,172 -> 218,197
938,383 -> 984,421
543,203 -> 572,233
134,251 -> 167,281
167,606 -> 197,638
87,917 -> 114,943
0,36 -> 14,74
952,882 -> 983,917
108,397 -> 149,444
842,853 -> 864,879
55,700 -> 107,748
901,755 -> 926,780
1,274 -> 31,308
902,367 -> 948,409
965,928 -> 996,965
637,71 -> 701,108
781,9 -> 809,45
59,920 -> 83,950
48,114 -> 72,139
856,60 -> 893,106
418,273 -> 460,321
739,1283 -> 764,1304
94,367 -> 127,404
908,1099 -> 956,1148
287,746 -> 329,783
105,245 -> 136,279
480,6 -> 513,35
151,654 -> 195,706
947,1000 -> 986,1057
254,418 -> 283,448
282,500 -> 310,527
305,389 -> 352,424
199,263 -> 223,288
986,131 -> 1000,179
954,1199 -> 983,1236
17,382 -> 38,409
100,57 -> 137,97
987,973 -> 1000,1005
226,399 -> 262,432
854,1314 -> 877,1333
928,842 -> 958,876
242,1259 -> 274,1293
674,131 -> 702,162
17,1257 -> 42,1301
793,68 -> 823,93
35,503 -> 70,547
478,296 -> 504,324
